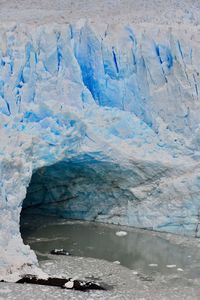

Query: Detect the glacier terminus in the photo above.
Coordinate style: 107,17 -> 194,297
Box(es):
1,0 -> 200,282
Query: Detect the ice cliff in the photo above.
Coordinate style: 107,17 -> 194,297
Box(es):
1,17 -> 200,279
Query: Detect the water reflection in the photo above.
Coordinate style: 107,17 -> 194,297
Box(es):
21,213 -> 199,276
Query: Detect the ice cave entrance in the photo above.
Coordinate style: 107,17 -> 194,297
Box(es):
20,158 -> 199,277
21,157 -> 131,221
20,156 -> 135,265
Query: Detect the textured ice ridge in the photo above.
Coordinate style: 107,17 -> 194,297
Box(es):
1,20 -> 200,279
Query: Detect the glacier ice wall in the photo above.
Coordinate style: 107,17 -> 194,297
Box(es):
1,20 -> 200,279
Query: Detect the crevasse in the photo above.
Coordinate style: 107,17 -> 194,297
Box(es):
1,20 -> 200,280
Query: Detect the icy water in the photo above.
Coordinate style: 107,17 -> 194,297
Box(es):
20,213 -> 200,278
1,213 -> 199,300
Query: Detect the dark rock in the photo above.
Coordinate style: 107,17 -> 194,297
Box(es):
16,275 -> 107,291
50,249 -> 71,256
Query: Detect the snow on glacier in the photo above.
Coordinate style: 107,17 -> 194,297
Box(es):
1,7 -> 200,279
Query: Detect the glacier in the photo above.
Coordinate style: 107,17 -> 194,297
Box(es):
1,11 -> 200,279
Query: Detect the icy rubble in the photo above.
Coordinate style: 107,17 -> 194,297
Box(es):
1,16 -> 200,279
1,255 -> 200,300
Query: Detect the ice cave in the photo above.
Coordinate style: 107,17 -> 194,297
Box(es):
1,2 -> 200,298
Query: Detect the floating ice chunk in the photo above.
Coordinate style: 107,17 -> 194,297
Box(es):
166,265 -> 176,268
148,264 -> 158,267
177,268 -> 184,272
44,262 -> 53,266
115,231 -> 127,237
132,271 -> 138,275
64,280 -> 74,289
113,261 -> 121,265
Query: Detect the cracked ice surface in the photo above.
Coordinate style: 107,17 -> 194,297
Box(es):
1,0 -> 200,279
